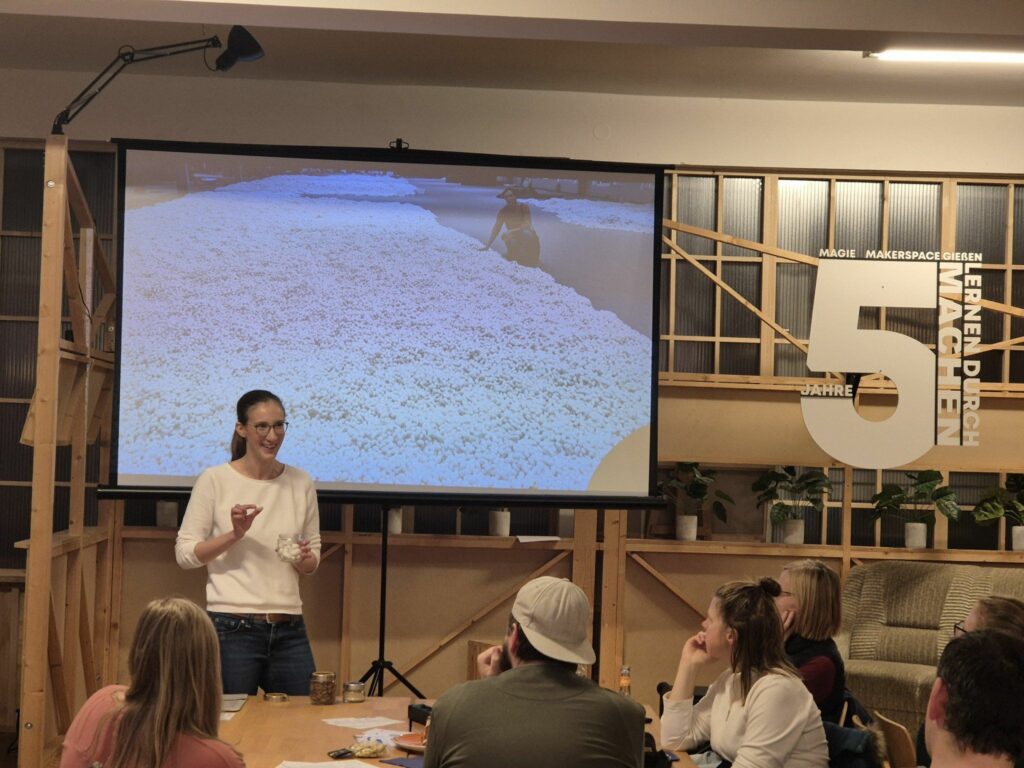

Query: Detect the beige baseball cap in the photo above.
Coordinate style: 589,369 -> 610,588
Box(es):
512,576 -> 596,665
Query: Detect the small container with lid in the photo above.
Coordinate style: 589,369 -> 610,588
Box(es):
309,671 -> 337,705
342,680 -> 366,703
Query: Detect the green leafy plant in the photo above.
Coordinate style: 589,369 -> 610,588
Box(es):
869,470 -> 960,525
752,466 -> 831,524
972,474 -> 1024,527
658,462 -> 734,523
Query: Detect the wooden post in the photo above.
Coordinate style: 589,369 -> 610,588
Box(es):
19,134 -> 70,768
598,510 -> 627,689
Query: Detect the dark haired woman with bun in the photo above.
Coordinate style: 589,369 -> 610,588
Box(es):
175,389 -> 321,696
661,578 -> 828,768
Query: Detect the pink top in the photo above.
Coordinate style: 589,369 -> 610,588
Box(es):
61,685 -> 244,768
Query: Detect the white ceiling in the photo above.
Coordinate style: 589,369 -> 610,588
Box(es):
3,1 -> 1024,107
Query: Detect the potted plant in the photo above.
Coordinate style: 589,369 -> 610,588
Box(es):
869,470 -> 960,549
752,466 -> 831,545
658,462 -> 734,541
971,474 -> 1024,551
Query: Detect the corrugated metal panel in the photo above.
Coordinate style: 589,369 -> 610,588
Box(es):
956,184 -> 1007,264
675,341 -> 713,374
887,307 -> 936,345
659,260 -> 670,335
979,350 -> 1003,382
852,469 -> 876,503
721,262 -> 760,337
828,468 -> 845,502
775,262 -> 815,339
659,340 -> 669,372
0,485 -> 31,568
719,343 -> 758,375
675,260 -> 715,336
69,151 -> 116,234
774,343 -> 820,377
0,236 -> 41,315
722,177 -> 762,257
826,507 -> 842,545
949,471 -> 999,506
1,149 -> 44,231
675,176 -> 716,255
889,183 -> 941,251
778,179 -> 828,255
1011,271 -> 1024,338
1013,187 -> 1024,265
859,307 -> 880,330
1011,351 -> 1024,384
835,181 -> 882,254
0,403 -> 33,480
851,509 -> 875,546
981,270 -> 1005,343
0,321 -> 37,398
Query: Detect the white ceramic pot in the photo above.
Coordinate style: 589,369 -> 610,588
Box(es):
1012,525 -> 1024,552
905,521 -> 928,549
782,518 -> 805,545
489,509 -> 511,537
675,514 -> 698,541
387,507 -> 403,535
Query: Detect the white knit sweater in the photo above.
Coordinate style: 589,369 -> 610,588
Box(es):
175,463 -> 321,614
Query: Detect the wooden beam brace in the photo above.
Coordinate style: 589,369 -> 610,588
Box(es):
662,236 -> 810,354
62,207 -> 89,346
48,597 -> 72,733
663,219 -> 819,266
383,551 -> 571,692
628,553 -> 708,620
79,575 -> 99,696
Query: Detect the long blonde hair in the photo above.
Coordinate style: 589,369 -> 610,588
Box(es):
782,559 -> 841,641
104,597 -> 228,768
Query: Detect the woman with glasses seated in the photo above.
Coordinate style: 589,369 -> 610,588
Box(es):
774,560 -> 847,723
661,578 -> 828,768
176,389 -> 321,696
916,594 -> 1024,767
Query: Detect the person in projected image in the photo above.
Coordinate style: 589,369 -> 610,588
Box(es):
480,186 -> 541,267
175,389 -> 321,696
915,594 -> 1024,767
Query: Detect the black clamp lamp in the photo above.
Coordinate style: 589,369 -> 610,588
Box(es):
52,25 -> 264,134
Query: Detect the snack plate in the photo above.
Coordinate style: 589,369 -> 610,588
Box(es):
394,732 -> 427,754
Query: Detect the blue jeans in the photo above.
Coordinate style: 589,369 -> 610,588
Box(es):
209,612 -> 316,695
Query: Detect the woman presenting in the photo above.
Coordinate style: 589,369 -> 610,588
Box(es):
176,389 -> 321,695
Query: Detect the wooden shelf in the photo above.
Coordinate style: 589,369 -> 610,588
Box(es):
14,526 -> 109,555
849,546 -> 1024,564
626,539 -> 838,557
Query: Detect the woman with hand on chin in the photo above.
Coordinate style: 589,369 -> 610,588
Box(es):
661,578 -> 828,768
176,389 -> 321,696
774,560 -> 846,723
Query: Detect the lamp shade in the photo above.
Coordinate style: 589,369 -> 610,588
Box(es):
215,25 -> 264,72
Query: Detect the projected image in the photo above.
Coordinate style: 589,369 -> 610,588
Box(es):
117,149 -> 656,497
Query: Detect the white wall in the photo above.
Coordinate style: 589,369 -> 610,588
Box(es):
4,67 -> 1024,173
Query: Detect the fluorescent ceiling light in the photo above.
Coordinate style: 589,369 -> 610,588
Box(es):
866,49 -> 1024,63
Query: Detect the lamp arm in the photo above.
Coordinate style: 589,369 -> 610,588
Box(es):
51,35 -> 222,135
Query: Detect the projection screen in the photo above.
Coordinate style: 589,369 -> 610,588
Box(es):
112,141 -> 661,505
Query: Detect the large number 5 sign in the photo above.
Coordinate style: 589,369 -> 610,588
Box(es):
801,260 -> 937,468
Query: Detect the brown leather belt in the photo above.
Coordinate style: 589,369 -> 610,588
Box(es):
226,612 -> 300,625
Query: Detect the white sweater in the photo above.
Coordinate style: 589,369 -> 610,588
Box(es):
660,668 -> 828,768
175,463 -> 321,614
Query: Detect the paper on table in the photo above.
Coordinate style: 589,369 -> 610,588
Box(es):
353,728 -> 408,747
276,761 -> 379,768
516,535 -> 561,542
219,712 -> 236,721
322,716 -> 403,729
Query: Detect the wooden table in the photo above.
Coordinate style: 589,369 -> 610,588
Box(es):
219,695 -> 426,766
219,694 -> 696,767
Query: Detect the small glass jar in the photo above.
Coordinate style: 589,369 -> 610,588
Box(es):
276,534 -> 302,563
342,681 -> 366,703
310,671 -> 337,705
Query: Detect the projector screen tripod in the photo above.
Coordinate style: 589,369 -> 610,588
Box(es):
358,506 -> 425,698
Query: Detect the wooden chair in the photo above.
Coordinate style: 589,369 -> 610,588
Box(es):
871,710 -> 917,768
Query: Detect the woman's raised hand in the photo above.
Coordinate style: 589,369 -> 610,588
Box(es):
230,504 -> 262,539
681,631 -> 713,667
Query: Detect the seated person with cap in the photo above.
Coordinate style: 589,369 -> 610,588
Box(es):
423,576 -> 646,768
922,630 -> 1024,768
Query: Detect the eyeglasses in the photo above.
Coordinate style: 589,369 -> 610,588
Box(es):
250,421 -> 288,436
952,620 -> 966,636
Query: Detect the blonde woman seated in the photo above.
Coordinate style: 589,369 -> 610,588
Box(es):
774,559 -> 846,723
61,596 -> 244,768
660,578 -> 828,768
